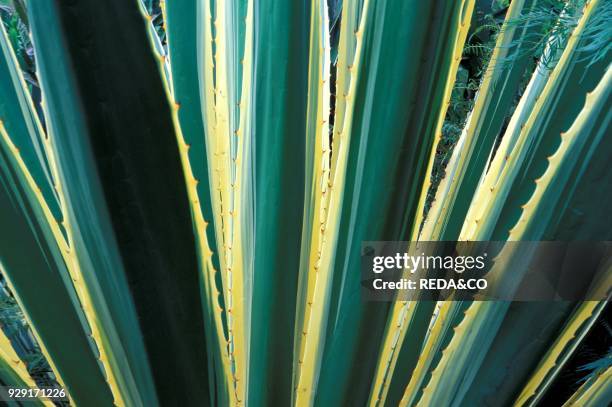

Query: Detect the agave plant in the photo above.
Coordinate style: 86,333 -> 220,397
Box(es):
0,0 -> 610,406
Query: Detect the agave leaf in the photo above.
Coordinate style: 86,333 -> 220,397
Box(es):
328,0 -> 361,186
0,136 -> 114,405
148,0 -> 233,404
292,0 -> 332,404
234,5 -> 254,399
197,0 -> 254,402
308,1 -> 476,405
397,301 -> 471,407
198,0 -> 229,298
28,2 -> 151,404
506,66 -> 612,406
0,22 -> 60,220
246,0 -> 311,405
162,1 -> 233,404
218,2 -> 253,402
504,61 -> 612,407
28,1 -> 159,404
416,300 -> 510,406
502,66 -> 611,239
28,0 -> 217,404
382,300 -> 449,407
